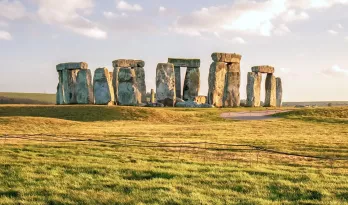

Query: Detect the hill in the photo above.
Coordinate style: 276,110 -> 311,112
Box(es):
0,92 -> 55,104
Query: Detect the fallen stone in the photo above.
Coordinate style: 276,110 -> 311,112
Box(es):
194,96 -> 207,104
264,74 -> 277,107
133,67 -> 147,102
276,77 -> 283,107
208,62 -> 227,107
176,97 -> 185,103
168,58 -> 200,68
76,69 -> 94,104
223,63 -> 241,107
211,53 -> 242,63
175,101 -> 214,108
246,72 -> 262,107
93,67 -> 115,105
183,67 -> 200,101
56,62 -> 88,71
156,63 -> 176,107
118,67 -> 141,106
251,65 -> 274,74
144,102 -> 164,107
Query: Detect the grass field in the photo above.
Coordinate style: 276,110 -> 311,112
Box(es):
0,93 -> 55,104
0,105 -> 347,204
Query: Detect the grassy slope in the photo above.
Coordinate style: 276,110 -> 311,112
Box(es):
0,92 -> 56,104
0,106 -> 347,204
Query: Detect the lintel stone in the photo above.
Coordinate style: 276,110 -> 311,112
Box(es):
112,59 -> 145,68
168,58 -> 200,67
211,53 -> 241,63
251,65 -> 274,74
56,62 -> 88,71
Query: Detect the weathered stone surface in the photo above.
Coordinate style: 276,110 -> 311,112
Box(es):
176,98 -> 185,103
276,77 -> 283,107
112,59 -> 145,68
118,67 -> 141,106
56,71 -> 64,105
183,67 -> 200,101
151,89 -> 155,103
133,67 -> 147,102
109,72 -> 113,82
194,96 -> 207,104
76,69 -> 94,104
246,72 -> 262,107
112,67 -> 120,105
211,53 -> 241,63
174,66 -> 181,98
62,69 -> 79,104
56,62 -> 88,71
207,62 -> 227,107
168,58 -> 200,68
252,65 -> 274,74
156,63 -> 176,107
93,67 -> 114,105
175,101 -> 213,108
223,63 -> 241,107
264,74 -> 277,107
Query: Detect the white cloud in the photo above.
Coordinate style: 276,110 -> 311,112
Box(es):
288,0 -> 348,9
0,21 -> 8,27
103,11 -> 127,19
230,37 -> 246,44
337,23 -> 344,29
282,10 -> 309,22
0,0 -> 26,20
327,30 -> 338,35
345,36 -> 348,42
0,30 -> 12,40
274,24 -> 291,36
159,6 -> 166,12
116,1 -> 142,11
36,0 -> 107,39
322,65 -> 348,77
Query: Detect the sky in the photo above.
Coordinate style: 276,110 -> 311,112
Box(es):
0,0 -> 348,102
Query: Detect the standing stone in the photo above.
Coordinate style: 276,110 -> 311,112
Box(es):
118,67 -> 141,106
56,71 -> 64,105
264,74 -> 277,107
223,62 -> 241,107
76,69 -> 94,104
174,66 -> 181,98
112,67 -> 120,105
276,77 -> 283,107
62,69 -> 79,104
93,67 -> 114,105
133,67 -> 146,103
183,67 -> 200,101
208,62 -> 227,107
156,63 -> 176,107
246,72 -> 262,107
151,89 -> 155,103
109,72 -> 113,82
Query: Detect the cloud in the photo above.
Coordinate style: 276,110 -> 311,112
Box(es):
116,1 -> 142,11
274,24 -> 291,36
322,65 -> 348,77
0,30 -> 12,40
103,11 -> 127,19
345,36 -> 348,42
287,0 -> 348,9
230,37 -> 246,44
36,0 -> 107,39
0,21 -> 8,27
337,23 -> 344,29
282,10 -> 309,22
0,0 -> 26,20
327,30 -> 338,35
159,6 -> 166,12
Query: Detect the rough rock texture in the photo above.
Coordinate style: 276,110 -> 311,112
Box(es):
211,53 -> 241,63
246,72 -> 262,107
175,101 -> 213,108
168,58 -> 200,67
56,71 -> 64,105
62,69 -> 79,104
252,65 -> 274,74
194,96 -> 207,104
223,63 -> 241,107
76,69 -> 94,104
276,77 -> 283,107
112,59 -> 145,68
151,89 -> 155,103
183,67 -> 200,101
112,67 -> 120,105
56,62 -> 88,71
207,62 -> 227,107
174,66 -> 181,98
156,63 -> 176,107
118,67 -> 141,106
264,74 -> 277,107
93,67 -> 114,105
109,72 -> 113,83
133,67 -> 147,102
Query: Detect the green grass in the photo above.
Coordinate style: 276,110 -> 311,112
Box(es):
0,105 -> 347,204
0,92 -> 56,104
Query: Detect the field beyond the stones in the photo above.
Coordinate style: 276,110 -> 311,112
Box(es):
0,105 -> 347,204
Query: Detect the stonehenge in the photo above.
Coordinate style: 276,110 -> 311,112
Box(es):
55,54 -> 284,108
168,58 -> 200,100
208,53 -> 242,107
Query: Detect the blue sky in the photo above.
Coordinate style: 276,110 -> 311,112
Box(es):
0,0 -> 348,101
